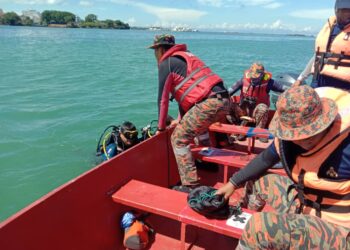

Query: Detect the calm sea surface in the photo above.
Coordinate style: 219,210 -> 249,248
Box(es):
0,26 -> 314,221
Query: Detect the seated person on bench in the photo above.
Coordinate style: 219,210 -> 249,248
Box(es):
217,85 -> 350,249
228,62 -> 287,142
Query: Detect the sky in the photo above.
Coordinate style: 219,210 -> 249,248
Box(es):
0,0 -> 337,34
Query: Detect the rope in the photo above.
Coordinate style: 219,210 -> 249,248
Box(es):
188,190 -> 217,206
246,127 -> 274,139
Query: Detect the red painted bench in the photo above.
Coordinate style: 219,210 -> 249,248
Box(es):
208,123 -> 273,154
112,179 -> 254,250
192,147 -> 287,183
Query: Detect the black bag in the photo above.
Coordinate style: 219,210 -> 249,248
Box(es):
240,96 -> 257,109
187,186 -> 238,219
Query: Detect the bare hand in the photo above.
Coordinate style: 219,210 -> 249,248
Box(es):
155,130 -> 163,135
216,182 -> 236,200
169,119 -> 179,128
292,80 -> 302,87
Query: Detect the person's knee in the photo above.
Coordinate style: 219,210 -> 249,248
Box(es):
240,212 -> 290,249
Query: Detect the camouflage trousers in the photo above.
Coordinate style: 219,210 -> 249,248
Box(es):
171,97 -> 230,186
240,103 -> 269,128
237,174 -> 350,250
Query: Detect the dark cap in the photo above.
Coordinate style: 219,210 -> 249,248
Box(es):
335,0 -> 350,9
148,34 -> 175,49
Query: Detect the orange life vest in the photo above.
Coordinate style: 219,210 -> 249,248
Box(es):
314,16 -> 350,83
275,87 -> 350,228
123,220 -> 151,249
159,44 -> 222,112
240,70 -> 272,107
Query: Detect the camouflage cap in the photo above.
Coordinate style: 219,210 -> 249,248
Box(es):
269,85 -> 338,141
248,62 -> 265,79
148,34 -> 175,49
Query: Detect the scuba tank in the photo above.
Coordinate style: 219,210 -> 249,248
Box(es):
96,120 -> 158,162
96,125 -> 121,161
96,120 -> 157,161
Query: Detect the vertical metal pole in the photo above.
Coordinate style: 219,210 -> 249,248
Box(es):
224,165 -> 228,183
180,223 -> 186,250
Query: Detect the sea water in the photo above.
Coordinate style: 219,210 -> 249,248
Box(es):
0,26 -> 314,221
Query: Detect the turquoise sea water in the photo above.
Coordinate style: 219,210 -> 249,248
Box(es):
0,26 -> 314,221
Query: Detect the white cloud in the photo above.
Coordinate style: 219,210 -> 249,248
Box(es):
197,0 -> 223,7
79,1 -> 92,7
196,0 -> 282,8
289,9 -> 333,20
197,19 -> 314,34
235,0 -> 282,9
270,19 -> 282,29
265,2 -> 282,9
110,0 -> 207,23
11,0 -> 64,4
127,17 -> 136,25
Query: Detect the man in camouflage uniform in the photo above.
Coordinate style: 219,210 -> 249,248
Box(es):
228,62 -> 287,143
149,34 -> 231,192
217,85 -> 350,249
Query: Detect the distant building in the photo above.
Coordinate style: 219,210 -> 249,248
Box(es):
172,26 -> 198,32
22,10 -> 41,24
0,8 -> 4,17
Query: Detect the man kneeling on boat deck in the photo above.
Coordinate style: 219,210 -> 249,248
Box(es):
228,62 -> 287,143
148,34 -> 231,193
217,85 -> 350,249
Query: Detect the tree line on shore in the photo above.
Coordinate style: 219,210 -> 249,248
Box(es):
0,10 -> 130,29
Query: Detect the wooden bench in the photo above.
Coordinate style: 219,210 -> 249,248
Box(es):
112,179 -> 254,250
208,123 -> 273,154
192,147 -> 286,183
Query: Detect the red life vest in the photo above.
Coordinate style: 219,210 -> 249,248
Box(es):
240,70 -> 272,107
159,44 -> 222,112
314,16 -> 350,83
275,87 -> 350,228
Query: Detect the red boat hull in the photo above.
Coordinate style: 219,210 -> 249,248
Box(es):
0,123 -> 273,249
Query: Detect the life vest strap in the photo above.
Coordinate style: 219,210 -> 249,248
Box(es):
304,187 -> 350,200
325,60 -> 350,69
295,170 -> 306,214
316,51 -> 350,69
303,199 -> 350,213
316,51 -> 350,60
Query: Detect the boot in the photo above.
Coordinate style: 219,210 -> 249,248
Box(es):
172,185 -> 197,194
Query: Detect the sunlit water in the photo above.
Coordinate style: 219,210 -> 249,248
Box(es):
0,26 -> 314,220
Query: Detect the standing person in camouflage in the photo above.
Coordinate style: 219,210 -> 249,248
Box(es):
148,34 -> 231,193
217,85 -> 350,249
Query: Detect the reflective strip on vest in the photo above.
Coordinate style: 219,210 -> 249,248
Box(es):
179,73 -> 215,104
174,66 -> 208,93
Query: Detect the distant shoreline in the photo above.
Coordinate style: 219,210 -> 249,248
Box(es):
0,24 -> 316,37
